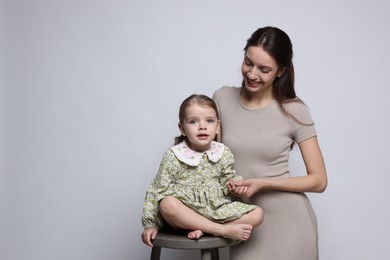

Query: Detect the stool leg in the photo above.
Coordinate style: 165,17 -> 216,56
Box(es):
201,249 -> 212,260
150,246 -> 161,260
211,248 -> 219,260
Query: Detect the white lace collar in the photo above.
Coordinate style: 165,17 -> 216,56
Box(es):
171,141 -> 225,166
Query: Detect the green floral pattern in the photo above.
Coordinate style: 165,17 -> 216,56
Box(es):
141,143 -> 258,229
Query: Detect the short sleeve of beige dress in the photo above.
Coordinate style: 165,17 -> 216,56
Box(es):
213,86 -> 319,260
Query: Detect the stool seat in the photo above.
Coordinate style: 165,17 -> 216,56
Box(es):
150,231 -> 239,260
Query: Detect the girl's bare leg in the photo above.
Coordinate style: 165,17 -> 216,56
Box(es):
187,208 -> 263,239
159,196 -> 253,241
227,207 -> 264,228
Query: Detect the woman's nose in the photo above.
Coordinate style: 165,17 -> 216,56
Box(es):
247,66 -> 258,79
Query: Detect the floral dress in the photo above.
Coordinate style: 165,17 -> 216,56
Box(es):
142,141 -> 258,230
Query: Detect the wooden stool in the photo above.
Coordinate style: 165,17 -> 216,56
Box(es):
150,231 -> 239,260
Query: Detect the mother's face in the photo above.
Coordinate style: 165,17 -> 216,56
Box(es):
241,46 -> 283,94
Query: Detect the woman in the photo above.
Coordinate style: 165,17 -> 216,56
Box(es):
212,26 -> 327,260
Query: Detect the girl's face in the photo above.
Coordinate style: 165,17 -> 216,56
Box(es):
178,104 -> 220,152
241,46 -> 283,95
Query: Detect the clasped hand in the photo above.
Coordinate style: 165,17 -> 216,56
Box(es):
227,178 -> 261,198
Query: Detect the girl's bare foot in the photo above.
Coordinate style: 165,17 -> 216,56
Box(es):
187,230 -> 204,240
222,224 -> 253,241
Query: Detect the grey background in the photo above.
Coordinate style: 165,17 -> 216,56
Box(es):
2,0 -> 390,259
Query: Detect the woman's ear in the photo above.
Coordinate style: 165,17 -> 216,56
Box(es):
277,67 -> 286,77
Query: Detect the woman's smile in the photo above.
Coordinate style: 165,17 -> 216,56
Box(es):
246,78 -> 261,88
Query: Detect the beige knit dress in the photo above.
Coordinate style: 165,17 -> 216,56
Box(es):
213,86 -> 319,260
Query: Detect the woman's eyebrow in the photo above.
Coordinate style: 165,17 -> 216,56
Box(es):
244,56 -> 253,63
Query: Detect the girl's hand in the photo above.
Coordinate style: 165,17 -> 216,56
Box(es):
228,178 -> 264,198
141,227 -> 158,247
227,179 -> 249,197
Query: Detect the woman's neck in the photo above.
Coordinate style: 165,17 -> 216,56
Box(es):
240,87 -> 274,109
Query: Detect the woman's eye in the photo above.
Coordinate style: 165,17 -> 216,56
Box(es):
244,60 -> 252,66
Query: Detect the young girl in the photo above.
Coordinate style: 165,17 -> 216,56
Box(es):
141,94 -> 264,247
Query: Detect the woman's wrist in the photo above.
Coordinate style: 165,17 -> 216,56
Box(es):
260,178 -> 272,190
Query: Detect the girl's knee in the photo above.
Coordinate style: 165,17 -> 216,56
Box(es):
159,196 -> 182,215
253,207 -> 264,227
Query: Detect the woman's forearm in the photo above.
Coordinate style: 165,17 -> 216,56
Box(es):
262,173 -> 327,193
261,137 -> 327,193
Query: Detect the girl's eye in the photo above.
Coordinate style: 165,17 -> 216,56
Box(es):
188,120 -> 197,124
207,119 -> 215,123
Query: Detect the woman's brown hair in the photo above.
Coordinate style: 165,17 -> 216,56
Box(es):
243,26 -> 310,126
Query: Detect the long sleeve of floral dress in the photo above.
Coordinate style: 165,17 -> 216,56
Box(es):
141,150 -> 179,230
218,146 -> 243,197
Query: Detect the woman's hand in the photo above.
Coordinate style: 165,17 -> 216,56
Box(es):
227,178 -> 264,198
141,227 -> 158,247
227,179 -> 249,196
